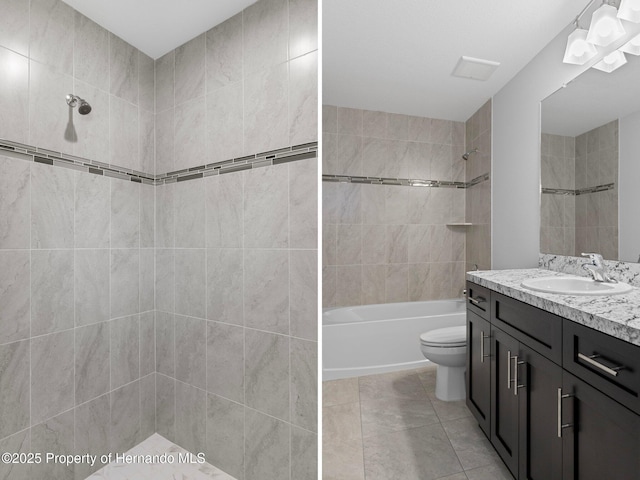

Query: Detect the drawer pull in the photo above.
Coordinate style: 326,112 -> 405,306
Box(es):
469,296 -> 486,306
513,356 -> 525,396
480,331 -> 490,363
557,388 -> 574,438
578,353 -> 624,377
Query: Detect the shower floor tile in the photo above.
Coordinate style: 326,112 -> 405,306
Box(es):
85,433 -> 236,480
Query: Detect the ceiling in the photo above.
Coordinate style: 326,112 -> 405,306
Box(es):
323,0 -> 590,122
61,0 -> 256,59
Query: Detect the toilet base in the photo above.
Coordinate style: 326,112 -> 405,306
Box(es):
434,364 -> 466,401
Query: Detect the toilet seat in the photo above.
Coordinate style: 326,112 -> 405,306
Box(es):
420,326 -> 467,347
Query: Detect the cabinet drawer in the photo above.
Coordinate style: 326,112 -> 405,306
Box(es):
467,281 -> 490,320
563,320 -> 640,415
491,292 -> 562,364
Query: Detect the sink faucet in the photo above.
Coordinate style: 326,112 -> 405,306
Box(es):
581,253 -> 616,283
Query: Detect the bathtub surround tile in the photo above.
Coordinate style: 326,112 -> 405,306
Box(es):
206,248 -> 243,325
174,98 -> 206,170
0,48 -> 29,145
31,162 -> 74,248
156,183 -> 175,248
323,105 -> 338,133
206,81 -> 244,163
290,0 -> 318,58
361,225 -> 385,264
139,312 -> 155,377
155,311 -> 175,377
0,0 -> 29,56
30,410 -> 75,480
174,249 -> 206,319
109,34 -> 138,105
111,177 -> 140,249
75,322 -> 110,405
110,380 -> 141,453
75,396 -> 111,478
362,264 -> 386,305
289,51 -> 318,146
140,183 -> 155,248
0,340 -> 29,439
155,249 -> 175,314
155,50 -> 175,113
110,315 -> 140,390
174,178 -> 205,248
206,322 -> 244,402
0,154 -> 29,250
30,0 -> 73,75
335,265 -> 362,307
140,249 -> 154,312
0,251 -> 30,344
245,409 -> 290,480
110,249 -> 140,318
139,109 -> 155,175
156,374 -> 176,442
175,33 -> 205,105
31,249 -> 74,336
291,338 -> 317,432
175,315 -> 206,390
72,81 -> 110,164
206,13 -> 243,91
31,330 -> 75,425
290,250 -> 317,341
245,329 -> 289,421
243,0 -> 288,75
0,429 -> 30,480
140,373 -> 156,440
138,51 -> 155,113
75,173 -> 110,248
205,172 -> 243,248
74,249 -> 109,327
175,381 -> 206,455
206,394 -> 244,480
289,158 -> 317,249
385,264 -> 409,303
109,95 -> 139,170
155,108 -> 175,175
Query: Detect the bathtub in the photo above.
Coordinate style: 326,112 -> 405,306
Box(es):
323,299 -> 466,381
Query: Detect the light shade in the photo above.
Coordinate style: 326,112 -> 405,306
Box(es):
586,4 -> 626,46
620,32 -> 640,54
592,50 -> 627,72
618,0 -> 640,23
563,28 -> 598,64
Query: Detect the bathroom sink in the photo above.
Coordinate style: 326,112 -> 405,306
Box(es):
521,276 -> 633,296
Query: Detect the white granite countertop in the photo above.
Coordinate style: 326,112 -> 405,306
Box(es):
467,268 -> 640,347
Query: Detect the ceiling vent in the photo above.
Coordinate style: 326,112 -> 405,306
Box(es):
452,56 -> 500,81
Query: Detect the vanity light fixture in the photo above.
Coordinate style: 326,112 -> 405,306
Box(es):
592,49 -> 628,71
618,0 -> 640,23
620,32 -> 640,54
563,28 -> 599,64
587,3 -> 626,46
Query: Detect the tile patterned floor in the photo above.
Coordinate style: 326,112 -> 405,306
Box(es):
85,433 -> 236,480
322,365 -> 514,480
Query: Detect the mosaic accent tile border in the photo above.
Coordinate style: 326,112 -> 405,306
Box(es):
542,182 -> 615,196
0,138 -> 317,185
322,172 -> 490,189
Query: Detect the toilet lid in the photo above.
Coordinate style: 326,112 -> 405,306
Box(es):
420,326 -> 467,347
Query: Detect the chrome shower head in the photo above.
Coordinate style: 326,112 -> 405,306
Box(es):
66,94 -> 92,115
462,148 -> 478,160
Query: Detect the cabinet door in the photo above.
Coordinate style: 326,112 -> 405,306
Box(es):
467,310 -> 491,437
561,371 -> 640,480
490,326 -> 519,477
517,344 -> 562,480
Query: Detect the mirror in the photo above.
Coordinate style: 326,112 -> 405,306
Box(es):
540,54 -> 640,263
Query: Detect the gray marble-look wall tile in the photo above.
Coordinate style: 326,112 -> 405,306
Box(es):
155,183 -> 174,248
155,108 -> 174,174
139,312 -> 155,377
140,373 -> 155,440
138,52 -> 155,113
110,249 -> 139,318
0,0 -> 29,56
32,249 -> 73,336
290,158 -> 317,249
322,265 -> 337,308
110,380 -> 140,453
31,330 -> 74,425
175,380 -> 206,455
244,249 -> 289,334
205,81 -> 243,163
30,0 -> 73,74
206,321 -> 243,402
0,48 -> 28,144
323,105 -> 338,134
75,249 -> 109,327
243,0 -> 288,75
289,0 -> 317,59
205,172 -> 243,248
174,249 -> 206,319
290,51 -> 318,146
206,394 -> 244,479
362,137 -> 391,177
74,13 -> 109,92
335,265 -> 362,307
156,373 -> 176,442
336,224 -> 362,265
139,109 -> 155,176
363,109 -> 387,138
31,410 -> 74,480
75,172 -> 110,248
111,315 -> 140,390
0,340 -> 29,440
110,33 -> 138,105
337,107 -> 363,136
245,408 -> 290,480
322,132 -> 337,173
291,338 -> 317,432
111,177 -> 141,247
31,162 -> 74,248
0,251 -> 29,344
386,264 -> 409,303
206,13 -> 242,91
290,250 -> 317,341
155,249 -> 175,314
206,248 -> 243,325
244,63 -> 288,155
109,95 -> 139,170
75,322 -> 109,405
244,164 -> 289,248
175,315 -> 206,390
362,225 -> 386,265
323,223 -> 337,266
363,264 -> 386,305
174,97 -> 205,170
175,178 -> 205,248
175,33 -> 205,105
386,225 -> 408,264
291,426 -> 317,480
336,134 -> 363,176
245,329 -> 289,421
73,80 -> 110,164
74,394 -> 110,479
140,183 -> 155,248
155,50 -> 174,113
140,249 -> 154,313
0,429 -> 30,480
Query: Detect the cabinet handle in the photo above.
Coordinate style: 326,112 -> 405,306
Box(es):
507,350 -> 512,389
480,331 -> 490,363
577,352 -> 624,377
557,388 -> 574,438
513,356 -> 525,395
469,295 -> 486,306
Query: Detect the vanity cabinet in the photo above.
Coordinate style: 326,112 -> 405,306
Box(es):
466,280 -> 640,480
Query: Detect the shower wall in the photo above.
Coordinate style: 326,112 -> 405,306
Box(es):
322,105 -> 467,307
153,0 -> 318,479
0,1 -> 156,479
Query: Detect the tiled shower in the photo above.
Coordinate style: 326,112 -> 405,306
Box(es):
0,0 -> 317,479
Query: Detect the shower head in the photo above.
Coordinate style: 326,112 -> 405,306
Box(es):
462,148 -> 478,160
66,94 -> 92,115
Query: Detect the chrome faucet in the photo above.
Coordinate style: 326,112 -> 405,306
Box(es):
581,253 -> 616,283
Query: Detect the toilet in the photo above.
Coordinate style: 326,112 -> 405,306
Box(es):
420,326 -> 467,401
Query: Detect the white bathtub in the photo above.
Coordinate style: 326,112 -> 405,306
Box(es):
323,299 -> 467,381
